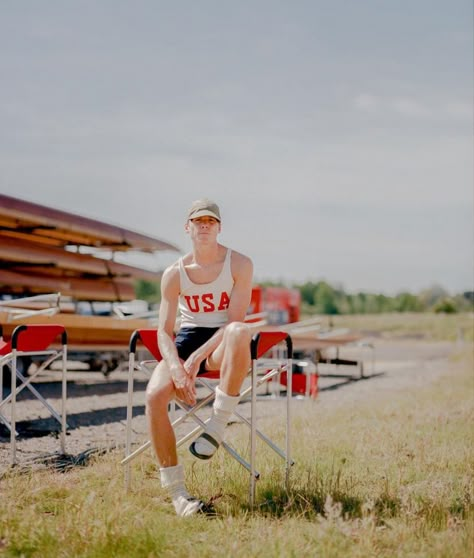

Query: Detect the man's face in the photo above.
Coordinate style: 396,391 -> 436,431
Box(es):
186,216 -> 221,242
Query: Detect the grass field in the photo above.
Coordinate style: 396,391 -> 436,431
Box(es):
322,311 -> 474,342
0,316 -> 473,557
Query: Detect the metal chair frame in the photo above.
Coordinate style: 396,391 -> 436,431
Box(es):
121,328 -> 293,507
0,324 -> 68,464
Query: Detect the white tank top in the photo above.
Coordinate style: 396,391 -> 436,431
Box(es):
178,248 -> 234,328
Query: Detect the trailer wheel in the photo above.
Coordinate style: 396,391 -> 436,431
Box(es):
101,359 -> 119,377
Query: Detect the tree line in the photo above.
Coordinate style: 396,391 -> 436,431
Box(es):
292,281 -> 473,315
136,279 -> 473,315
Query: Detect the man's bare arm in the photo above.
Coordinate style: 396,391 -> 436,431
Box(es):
227,252 -> 254,322
157,264 -> 188,389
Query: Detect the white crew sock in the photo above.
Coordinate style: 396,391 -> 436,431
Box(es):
193,386 -> 240,458
160,464 -> 202,517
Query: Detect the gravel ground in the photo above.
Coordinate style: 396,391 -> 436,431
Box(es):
0,338 -> 461,473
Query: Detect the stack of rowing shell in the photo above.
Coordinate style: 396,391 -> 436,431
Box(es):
0,194 -> 179,350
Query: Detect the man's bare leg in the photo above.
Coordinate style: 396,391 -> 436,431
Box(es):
146,362 -> 178,466
146,363 -> 203,516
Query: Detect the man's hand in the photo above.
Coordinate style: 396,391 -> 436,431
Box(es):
171,364 -> 197,406
183,353 -> 204,380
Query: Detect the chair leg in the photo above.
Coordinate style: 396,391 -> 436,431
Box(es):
9,349 -> 68,464
121,388 -> 217,468
124,352 -> 136,491
198,370 -> 292,462
60,344 -> 67,454
180,371 -> 293,468
173,402 -> 260,479
11,352 -> 17,465
17,371 -> 64,425
1,355 -> 67,429
249,358 -> 258,508
0,363 -> 16,434
285,357 -> 293,490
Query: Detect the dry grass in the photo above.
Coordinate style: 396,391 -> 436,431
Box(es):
0,341 -> 472,556
328,312 -> 474,342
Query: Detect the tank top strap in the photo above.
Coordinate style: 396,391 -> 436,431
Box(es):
223,248 -> 232,277
178,257 -> 190,290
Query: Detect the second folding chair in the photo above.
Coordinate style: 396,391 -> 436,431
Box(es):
122,328 -> 294,506
0,323 -> 68,464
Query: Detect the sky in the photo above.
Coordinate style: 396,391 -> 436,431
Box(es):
1,1 -> 472,295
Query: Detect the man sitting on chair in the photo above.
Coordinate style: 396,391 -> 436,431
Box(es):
146,198 -> 254,517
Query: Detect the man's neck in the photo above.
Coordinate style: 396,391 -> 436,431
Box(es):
192,243 -> 221,266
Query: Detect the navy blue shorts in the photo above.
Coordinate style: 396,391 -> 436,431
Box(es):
175,326 -> 219,374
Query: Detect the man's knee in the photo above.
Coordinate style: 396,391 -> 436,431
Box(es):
146,368 -> 173,413
146,384 -> 166,413
224,321 -> 252,347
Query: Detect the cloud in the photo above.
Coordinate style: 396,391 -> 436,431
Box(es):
445,101 -> 473,120
354,93 -> 473,124
353,94 -> 379,113
390,97 -> 430,117
354,93 -> 430,117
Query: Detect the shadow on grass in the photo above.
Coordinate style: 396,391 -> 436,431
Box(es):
318,371 -> 386,393
1,379 -> 148,402
0,404 -> 146,440
0,446 -> 111,478
254,484 -> 400,522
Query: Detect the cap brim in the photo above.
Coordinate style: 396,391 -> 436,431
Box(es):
188,210 -> 221,221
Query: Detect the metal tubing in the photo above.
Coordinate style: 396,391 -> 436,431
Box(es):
249,358 -> 258,508
0,351 -> 60,413
61,344 -> 67,453
122,362 -> 290,473
174,406 -> 259,478
121,389 -> 217,466
176,424 -> 203,448
232,407 -> 294,464
0,412 -> 13,433
10,351 -> 17,464
0,351 -> 61,414
286,357 -> 293,490
5,326 -> 67,465
121,439 -> 150,466
124,352 -> 136,490
15,371 -> 64,424
0,360 -> 8,434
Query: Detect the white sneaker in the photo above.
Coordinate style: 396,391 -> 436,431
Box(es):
174,496 -> 204,517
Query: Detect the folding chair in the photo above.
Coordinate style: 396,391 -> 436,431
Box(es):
122,328 -> 293,507
0,324 -> 68,464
